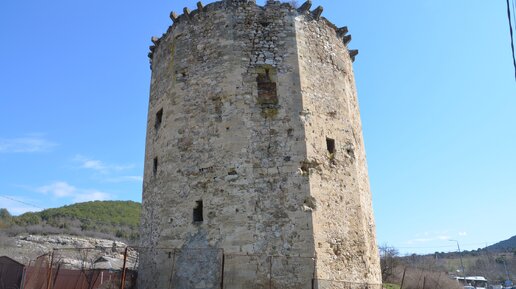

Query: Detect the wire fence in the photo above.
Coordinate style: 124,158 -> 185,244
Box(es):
17,247 -> 137,289
138,247 -> 382,289
389,267 -> 461,289
3,246 -> 383,289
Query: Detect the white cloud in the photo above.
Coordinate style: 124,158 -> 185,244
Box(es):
37,182 -> 76,197
35,181 -> 112,203
82,159 -> 106,171
105,176 -> 143,183
73,190 -> 110,202
458,232 -> 468,236
73,155 -> 134,174
406,233 -> 451,244
0,135 -> 57,153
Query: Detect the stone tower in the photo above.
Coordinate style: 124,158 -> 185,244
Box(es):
139,0 -> 381,288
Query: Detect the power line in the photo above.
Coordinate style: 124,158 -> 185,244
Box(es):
507,0 -> 516,81
513,0 -> 516,33
0,195 -> 45,210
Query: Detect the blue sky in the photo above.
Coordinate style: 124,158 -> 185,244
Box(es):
0,0 -> 514,255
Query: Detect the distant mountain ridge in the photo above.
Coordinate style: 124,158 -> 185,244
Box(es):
1,201 -> 141,241
486,235 -> 516,252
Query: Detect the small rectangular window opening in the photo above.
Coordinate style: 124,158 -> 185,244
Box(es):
326,138 -> 336,154
153,157 -> 158,176
193,200 -> 203,222
155,109 -> 163,130
256,66 -> 278,105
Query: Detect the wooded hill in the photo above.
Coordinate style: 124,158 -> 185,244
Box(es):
487,235 -> 516,253
0,201 -> 141,242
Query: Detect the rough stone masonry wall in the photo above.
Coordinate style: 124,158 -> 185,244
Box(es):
140,1 -> 316,288
295,13 -> 381,285
139,0 -> 381,288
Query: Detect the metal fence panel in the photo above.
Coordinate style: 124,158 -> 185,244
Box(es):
0,256 -> 24,289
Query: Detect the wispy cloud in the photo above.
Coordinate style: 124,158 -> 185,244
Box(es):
73,155 -> 134,174
37,181 -> 75,197
36,181 -> 111,202
0,135 -> 57,153
406,231 -> 451,245
73,190 -> 111,202
458,231 -> 468,236
105,176 -> 143,183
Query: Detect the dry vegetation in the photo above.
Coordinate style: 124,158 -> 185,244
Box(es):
387,266 -> 462,289
381,244 -> 516,287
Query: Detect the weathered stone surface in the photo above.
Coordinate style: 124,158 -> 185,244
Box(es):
337,26 -> 349,38
139,1 -> 380,288
298,1 -> 312,13
0,234 -> 133,269
343,35 -> 352,46
311,6 -> 324,20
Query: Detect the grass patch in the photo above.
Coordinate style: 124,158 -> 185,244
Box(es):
384,283 -> 401,289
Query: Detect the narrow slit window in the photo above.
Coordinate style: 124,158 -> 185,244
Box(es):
153,157 -> 158,176
256,67 -> 278,105
326,138 -> 336,154
193,200 -> 203,222
155,109 -> 163,130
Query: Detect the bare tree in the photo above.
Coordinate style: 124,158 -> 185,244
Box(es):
380,244 -> 400,282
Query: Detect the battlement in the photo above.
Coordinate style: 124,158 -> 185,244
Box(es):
147,0 -> 358,68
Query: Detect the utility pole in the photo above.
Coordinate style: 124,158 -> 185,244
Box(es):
449,240 -> 466,283
502,258 -> 512,286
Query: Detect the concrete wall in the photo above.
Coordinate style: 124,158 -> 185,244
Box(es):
139,0 -> 380,288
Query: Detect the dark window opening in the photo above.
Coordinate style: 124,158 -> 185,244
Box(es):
193,200 -> 203,222
257,67 -> 278,105
326,138 -> 336,154
155,109 -> 163,130
176,69 -> 188,81
199,166 -> 214,173
153,157 -> 158,176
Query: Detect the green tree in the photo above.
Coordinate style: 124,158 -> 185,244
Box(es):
0,208 -> 12,228
0,208 -> 12,219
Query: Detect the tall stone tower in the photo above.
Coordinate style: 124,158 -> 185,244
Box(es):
139,0 -> 381,288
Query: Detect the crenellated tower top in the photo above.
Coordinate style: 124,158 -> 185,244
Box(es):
147,0 -> 358,69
